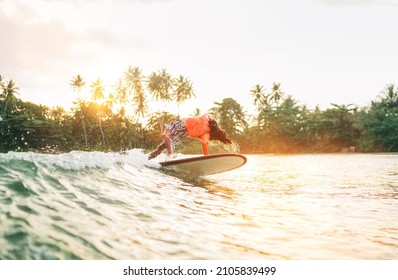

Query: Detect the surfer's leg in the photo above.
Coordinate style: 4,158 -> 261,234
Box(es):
162,130 -> 173,155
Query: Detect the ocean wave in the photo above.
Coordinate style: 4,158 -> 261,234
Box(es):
0,149 -> 160,171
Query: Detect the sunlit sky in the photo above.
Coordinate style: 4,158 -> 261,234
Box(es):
1,0 -> 398,116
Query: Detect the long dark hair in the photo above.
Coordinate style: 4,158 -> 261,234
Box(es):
209,118 -> 232,144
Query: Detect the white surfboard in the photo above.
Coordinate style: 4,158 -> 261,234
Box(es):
159,154 -> 247,176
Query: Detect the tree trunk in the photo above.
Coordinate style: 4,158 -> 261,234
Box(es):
98,105 -> 105,146
81,115 -> 88,148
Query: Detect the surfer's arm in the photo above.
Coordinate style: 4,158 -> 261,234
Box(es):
201,142 -> 208,156
200,133 -> 210,156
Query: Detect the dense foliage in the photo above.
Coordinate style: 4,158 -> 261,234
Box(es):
1,71 -> 397,154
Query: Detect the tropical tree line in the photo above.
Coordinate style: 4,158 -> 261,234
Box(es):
1,71 -> 398,154
239,82 -> 398,153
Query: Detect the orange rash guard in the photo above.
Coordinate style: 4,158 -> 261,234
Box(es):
182,114 -> 210,155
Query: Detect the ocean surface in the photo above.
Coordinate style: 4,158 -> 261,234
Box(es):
0,150 -> 397,260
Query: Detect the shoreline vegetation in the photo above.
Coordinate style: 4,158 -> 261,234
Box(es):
1,68 -> 398,155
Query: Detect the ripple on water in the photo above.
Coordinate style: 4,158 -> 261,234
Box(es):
5,180 -> 37,197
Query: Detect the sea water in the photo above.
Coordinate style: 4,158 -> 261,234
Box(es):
0,151 -> 397,259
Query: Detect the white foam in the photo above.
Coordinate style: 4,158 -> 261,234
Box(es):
0,149 -> 161,171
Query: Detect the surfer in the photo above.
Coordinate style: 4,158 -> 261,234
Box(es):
148,113 -> 233,160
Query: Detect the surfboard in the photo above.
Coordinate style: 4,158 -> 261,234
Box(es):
159,153 -> 247,176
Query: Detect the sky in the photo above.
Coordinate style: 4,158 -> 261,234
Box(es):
1,0 -> 398,117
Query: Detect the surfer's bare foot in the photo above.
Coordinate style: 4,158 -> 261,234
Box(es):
165,154 -> 177,161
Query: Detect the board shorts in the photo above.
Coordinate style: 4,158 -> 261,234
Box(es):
148,119 -> 188,160
166,119 -> 188,144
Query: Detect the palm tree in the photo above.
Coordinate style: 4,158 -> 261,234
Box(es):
90,77 -> 106,146
70,74 -> 88,148
0,74 -> 4,92
173,75 -> 195,116
267,82 -> 285,106
147,69 -> 173,133
114,78 -> 128,118
210,98 -> 248,135
2,79 -> 20,116
147,69 -> 173,105
124,66 -> 148,123
379,84 -> 398,108
250,84 -> 267,112
0,75 -> 5,104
